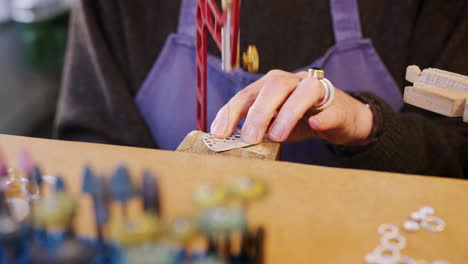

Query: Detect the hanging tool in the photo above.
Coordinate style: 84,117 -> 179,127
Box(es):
195,0 -> 259,131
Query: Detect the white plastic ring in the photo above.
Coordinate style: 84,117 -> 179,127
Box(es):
418,205 -> 435,216
432,260 -> 451,264
364,251 -> 379,264
373,245 -> 401,263
421,216 -> 445,232
378,224 -> 399,236
402,220 -> 420,232
400,256 -> 417,264
410,211 -> 426,222
380,233 -> 406,250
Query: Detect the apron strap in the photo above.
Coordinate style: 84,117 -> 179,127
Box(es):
177,0 -> 198,38
330,0 -> 363,42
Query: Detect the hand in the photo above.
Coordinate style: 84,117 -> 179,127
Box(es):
210,70 -> 374,146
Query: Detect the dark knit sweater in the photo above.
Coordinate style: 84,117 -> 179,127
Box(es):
55,0 -> 468,178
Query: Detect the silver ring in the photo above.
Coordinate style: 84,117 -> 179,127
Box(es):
307,69 -> 335,110
380,233 -> 406,250
402,220 -> 420,232
410,210 -> 426,222
378,224 -> 399,236
421,216 -> 445,232
400,256 -> 417,264
317,78 -> 336,110
418,205 -> 435,216
373,245 -> 401,263
432,260 -> 451,264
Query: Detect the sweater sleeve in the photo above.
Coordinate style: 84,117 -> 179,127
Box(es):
54,0 -> 156,148
408,0 -> 468,76
335,93 -> 468,178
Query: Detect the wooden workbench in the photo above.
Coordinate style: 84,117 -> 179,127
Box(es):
1,134 -> 467,263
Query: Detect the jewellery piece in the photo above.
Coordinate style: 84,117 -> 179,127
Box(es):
308,68 -> 324,79
432,260 -> 451,264
410,211 -> 426,222
364,251 -> 379,264
381,233 -> 406,250
415,260 -> 430,264
373,245 -> 401,263
307,68 -> 336,110
167,217 -> 198,243
228,176 -> 267,202
400,256 -> 417,264
418,205 -> 435,216
377,223 -> 399,236
192,184 -> 228,208
421,216 -> 445,232
243,45 -> 259,73
316,78 -> 336,110
402,220 -> 420,232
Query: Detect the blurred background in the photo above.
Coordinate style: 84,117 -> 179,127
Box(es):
0,0 -> 72,138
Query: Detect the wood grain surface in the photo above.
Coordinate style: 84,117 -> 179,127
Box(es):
1,134 -> 467,263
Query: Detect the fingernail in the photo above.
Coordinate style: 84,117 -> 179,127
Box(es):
269,122 -> 286,141
242,126 -> 260,144
210,120 -> 217,132
309,117 -> 321,130
211,120 -> 227,138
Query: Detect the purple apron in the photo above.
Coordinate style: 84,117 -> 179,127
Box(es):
136,0 -> 403,166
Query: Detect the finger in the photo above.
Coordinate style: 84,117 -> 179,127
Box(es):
211,71 -> 306,138
307,88 -> 350,133
295,71 -> 308,79
211,78 -> 264,138
267,77 -> 325,142
241,70 -> 302,144
310,90 -> 374,145
308,105 -> 344,132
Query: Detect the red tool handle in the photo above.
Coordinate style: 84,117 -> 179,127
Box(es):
196,0 -> 240,132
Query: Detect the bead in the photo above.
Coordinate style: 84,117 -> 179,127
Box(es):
112,214 -> 165,247
402,220 -> 420,232
228,176 -> 267,201
34,192 -> 77,228
198,207 -> 247,234
7,198 -> 29,221
192,185 -> 228,208
126,244 -> 177,264
167,217 -> 198,243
